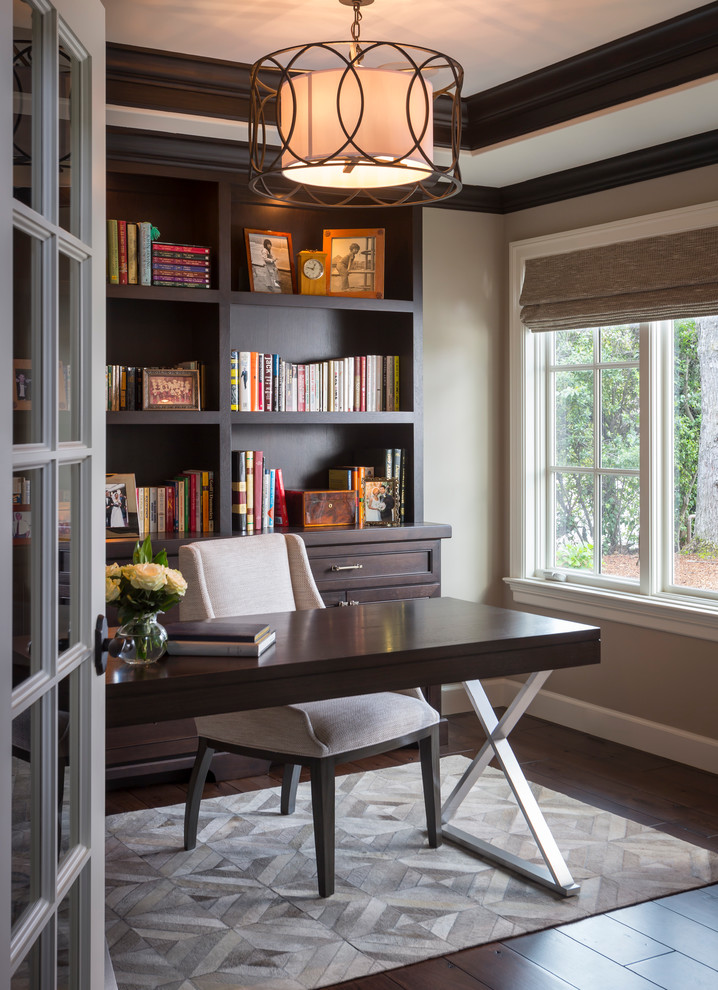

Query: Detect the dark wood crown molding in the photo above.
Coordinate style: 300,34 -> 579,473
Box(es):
498,129 -> 718,214
105,125 -> 718,214
464,1 -> 718,149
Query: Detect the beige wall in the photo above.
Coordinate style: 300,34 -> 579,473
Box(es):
422,164 -> 718,759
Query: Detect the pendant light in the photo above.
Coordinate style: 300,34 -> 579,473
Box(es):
249,0 -> 463,207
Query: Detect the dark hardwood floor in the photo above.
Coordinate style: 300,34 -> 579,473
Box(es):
106,712 -> 718,990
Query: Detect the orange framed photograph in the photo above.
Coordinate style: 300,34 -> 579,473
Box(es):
323,228 -> 385,298
363,477 -> 399,526
142,368 -> 200,411
245,229 -> 296,294
13,358 -> 32,410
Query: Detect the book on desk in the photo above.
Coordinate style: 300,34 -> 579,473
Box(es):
164,618 -> 276,657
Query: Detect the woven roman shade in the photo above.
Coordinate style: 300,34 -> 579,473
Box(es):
519,226 -> 718,332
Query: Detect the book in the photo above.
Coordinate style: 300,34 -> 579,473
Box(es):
230,350 -> 239,412
117,220 -> 128,284
151,241 -> 210,256
127,222 -> 138,284
138,221 -> 154,285
245,450 -> 254,535
274,467 -> 288,528
164,618 -> 271,643
165,630 -> 276,657
107,220 -> 119,284
253,450 -> 263,533
231,449 -> 247,534
239,351 -> 251,411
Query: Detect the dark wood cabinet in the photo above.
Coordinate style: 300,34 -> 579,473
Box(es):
104,137 -> 450,784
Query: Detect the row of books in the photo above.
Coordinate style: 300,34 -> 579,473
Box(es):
12,475 -> 32,504
105,361 -> 206,411
132,470 -> 214,536
106,218 -> 211,289
230,451 -> 288,536
230,351 -> 400,413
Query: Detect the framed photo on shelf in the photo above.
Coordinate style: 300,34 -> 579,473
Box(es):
245,229 -> 296,294
13,358 -> 32,410
142,367 -> 200,411
323,228 -> 384,298
105,473 -> 140,536
362,476 -> 400,526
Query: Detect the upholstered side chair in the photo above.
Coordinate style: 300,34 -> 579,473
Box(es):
179,533 -> 441,897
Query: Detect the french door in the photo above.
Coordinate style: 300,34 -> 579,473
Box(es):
4,0 -> 107,985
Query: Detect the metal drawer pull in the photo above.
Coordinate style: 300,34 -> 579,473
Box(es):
331,563 -> 363,571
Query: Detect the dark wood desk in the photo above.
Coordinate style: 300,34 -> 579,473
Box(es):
106,597 -> 600,895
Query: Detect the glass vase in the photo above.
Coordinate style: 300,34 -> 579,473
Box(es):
115,612 -> 168,665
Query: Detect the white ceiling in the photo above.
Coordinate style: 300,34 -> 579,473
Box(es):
103,0 -> 718,188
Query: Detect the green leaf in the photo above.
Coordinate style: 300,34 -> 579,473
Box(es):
133,534 -> 153,564
153,548 -> 169,566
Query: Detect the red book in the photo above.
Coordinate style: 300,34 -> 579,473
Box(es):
253,451 -> 263,533
274,468 -> 288,528
263,354 -> 272,411
117,220 -> 128,284
152,241 -> 210,255
165,484 -> 175,534
297,365 -> 306,412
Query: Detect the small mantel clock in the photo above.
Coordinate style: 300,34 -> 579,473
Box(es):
298,249 -> 328,296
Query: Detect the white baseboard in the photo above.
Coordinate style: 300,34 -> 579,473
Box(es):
440,681 -> 718,774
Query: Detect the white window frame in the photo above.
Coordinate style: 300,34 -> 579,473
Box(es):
507,199 -> 718,643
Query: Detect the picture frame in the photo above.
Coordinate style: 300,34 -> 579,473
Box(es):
245,229 -> 296,294
323,228 -> 385,298
13,358 -> 32,410
105,473 -> 140,536
362,476 -> 400,526
142,367 -> 200,411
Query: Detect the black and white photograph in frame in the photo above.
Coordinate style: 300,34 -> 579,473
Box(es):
245,229 -> 296,294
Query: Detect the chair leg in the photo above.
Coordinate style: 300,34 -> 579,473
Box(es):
281,764 -> 302,815
184,737 -> 215,851
309,759 -> 335,897
419,726 -> 442,848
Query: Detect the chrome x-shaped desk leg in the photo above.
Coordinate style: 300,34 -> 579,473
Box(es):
441,670 -> 579,896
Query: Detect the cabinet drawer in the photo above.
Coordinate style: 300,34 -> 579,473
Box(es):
308,540 -> 440,590
352,584 -> 440,603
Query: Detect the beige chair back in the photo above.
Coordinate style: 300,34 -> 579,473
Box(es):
179,533 -> 324,621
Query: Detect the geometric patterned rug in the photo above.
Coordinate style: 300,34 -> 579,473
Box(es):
105,755 -> 718,990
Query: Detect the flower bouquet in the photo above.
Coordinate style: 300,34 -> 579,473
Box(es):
106,535 -> 188,664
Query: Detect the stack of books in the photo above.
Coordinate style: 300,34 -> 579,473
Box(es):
151,242 -> 211,289
230,350 -> 400,412
164,618 -> 276,657
231,450 -> 288,535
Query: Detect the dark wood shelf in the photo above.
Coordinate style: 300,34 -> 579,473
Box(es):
107,284 -> 220,303
106,411 -> 221,425
229,411 -> 414,425
230,291 -> 414,313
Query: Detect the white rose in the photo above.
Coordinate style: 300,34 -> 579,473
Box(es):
164,568 -> 188,595
129,562 -> 168,592
105,577 -> 120,602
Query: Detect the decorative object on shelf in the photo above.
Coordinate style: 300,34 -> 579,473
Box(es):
285,489 -> 359,528
105,473 -> 140,537
106,535 -> 188,665
142,367 -> 200,411
244,229 -> 296,294
151,241 -> 210,289
298,249 -> 328,295
323,229 -> 384,298
13,358 -> 31,410
248,0 -> 463,208
363,476 -> 400,525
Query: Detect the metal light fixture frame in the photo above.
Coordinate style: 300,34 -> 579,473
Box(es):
248,0 -> 463,208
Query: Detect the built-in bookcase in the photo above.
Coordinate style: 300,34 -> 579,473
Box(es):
105,156 -> 425,548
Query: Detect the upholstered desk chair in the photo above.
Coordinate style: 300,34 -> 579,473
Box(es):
179,533 -> 441,897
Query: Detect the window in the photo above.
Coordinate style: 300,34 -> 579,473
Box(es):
507,203 -> 718,641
